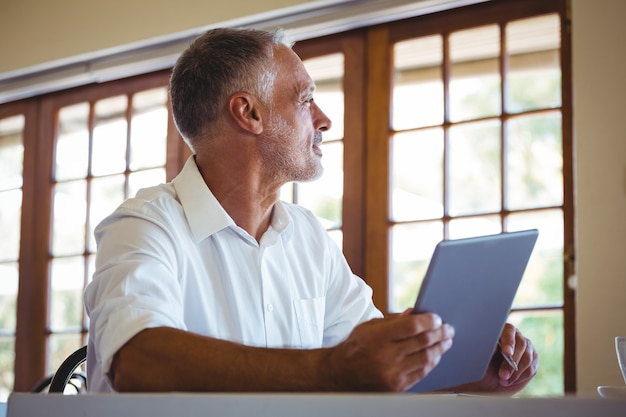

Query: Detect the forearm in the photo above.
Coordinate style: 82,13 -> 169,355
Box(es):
110,313 -> 454,393
111,326 -> 335,392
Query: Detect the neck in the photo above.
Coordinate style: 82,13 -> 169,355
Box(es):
194,153 -> 281,243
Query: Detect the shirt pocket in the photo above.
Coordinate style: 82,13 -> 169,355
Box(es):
293,297 -> 326,348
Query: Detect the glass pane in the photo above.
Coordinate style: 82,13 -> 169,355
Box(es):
507,209 -> 564,308
303,54 -> 344,141
448,120 -> 501,215
391,128 -> 444,221
86,254 -> 96,289
92,96 -> 128,176
450,25 -> 501,122
506,14 -> 561,113
280,182 -> 294,203
506,111 -> 563,210
393,35 -> 444,130
56,103 -> 89,181
130,88 -> 168,171
49,256 -> 85,331
48,333 -> 85,376
0,115 -> 24,190
296,141 -> 343,229
128,168 -> 166,198
448,215 -> 502,239
0,190 -> 22,262
390,221 -> 443,312
0,336 -> 15,401
327,229 -> 343,251
0,262 -> 18,332
88,175 -> 125,251
508,309 -> 564,396
52,180 -> 87,256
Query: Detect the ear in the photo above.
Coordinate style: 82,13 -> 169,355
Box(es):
228,92 -> 264,135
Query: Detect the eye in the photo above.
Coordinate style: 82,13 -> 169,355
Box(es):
301,97 -> 314,107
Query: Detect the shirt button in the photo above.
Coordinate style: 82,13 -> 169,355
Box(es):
267,303 -> 274,312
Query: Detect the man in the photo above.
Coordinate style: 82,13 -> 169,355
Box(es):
85,28 -> 538,393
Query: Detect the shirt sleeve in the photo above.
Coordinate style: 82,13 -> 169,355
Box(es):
84,198 -> 187,386
319,225 -> 384,347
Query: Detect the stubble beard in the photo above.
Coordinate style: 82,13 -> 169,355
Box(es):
260,115 -> 323,185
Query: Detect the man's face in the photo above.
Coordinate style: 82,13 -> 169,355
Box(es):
258,45 -> 332,184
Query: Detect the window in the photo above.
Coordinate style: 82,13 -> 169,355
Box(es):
281,53 -> 346,247
0,113 -> 25,399
4,0 -> 572,397
387,14 -> 567,396
361,0 -> 572,395
8,72 -> 186,394
47,87 -> 171,373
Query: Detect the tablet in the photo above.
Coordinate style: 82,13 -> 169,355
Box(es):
406,229 -> 538,393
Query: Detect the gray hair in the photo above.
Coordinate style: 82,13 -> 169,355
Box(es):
169,28 -> 292,149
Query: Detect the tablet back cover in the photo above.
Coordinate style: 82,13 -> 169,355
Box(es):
407,229 -> 538,393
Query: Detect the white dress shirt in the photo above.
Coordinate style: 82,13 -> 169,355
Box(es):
84,156 -> 382,392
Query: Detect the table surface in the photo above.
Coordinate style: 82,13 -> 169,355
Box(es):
5,392 -> 626,417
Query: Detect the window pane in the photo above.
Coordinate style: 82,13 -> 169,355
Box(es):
507,209 -> 564,308
390,221 -> 443,312
52,180 -> 87,256
49,256 -> 85,331
506,111 -> 563,210
92,96 -> 128,176
448,215 -> 502,239
0,115 -> 24,190
450,25 -> 501,122
393,35 -> 444,129
327,229 -> 343,251
296,141 -> 343,229
0,115 -> 22,402
0,263 -> 18,332
294,53 -> 345,231
280,183 -> 294,203
448,120 -> 501,215
391,128 -> 443,221
0,336 -> 15,401
88,175 -> 125,252
303,54 -> 344,141
506,15 -> 561,113
47,333 -> 85,376
56,103 -> 89,181
0,190 -> 22,262
508,309 -> 564,396
128,168 -> 166,198
130,88 -> 168,171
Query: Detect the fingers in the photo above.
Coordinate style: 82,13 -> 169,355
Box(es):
333,312 -> 455,392
384,312 -> 446,342
402,324 -> 454,379
498,323 -> 517,357
497,326 -> 539,387
392,314 -> 455,390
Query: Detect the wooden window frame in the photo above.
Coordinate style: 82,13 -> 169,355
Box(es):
12,71 -> 187,391
362,0 -> 574,392
7,0 -> 574,393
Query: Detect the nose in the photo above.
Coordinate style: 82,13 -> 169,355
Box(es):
313,101 -> 332,132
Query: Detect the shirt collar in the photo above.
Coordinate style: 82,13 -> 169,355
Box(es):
172,156 -> 293,243
172,156 -> 234,242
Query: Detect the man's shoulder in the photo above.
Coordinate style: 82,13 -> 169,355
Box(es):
111,182 -> 182,222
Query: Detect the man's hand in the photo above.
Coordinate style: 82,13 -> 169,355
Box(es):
451,323 -> 539,395
326,310 -> 455,392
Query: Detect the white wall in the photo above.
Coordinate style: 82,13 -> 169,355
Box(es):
572,0 -> 626,394
0,0 -> 313,74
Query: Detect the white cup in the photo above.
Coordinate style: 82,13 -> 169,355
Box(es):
616,336 -> 626,384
